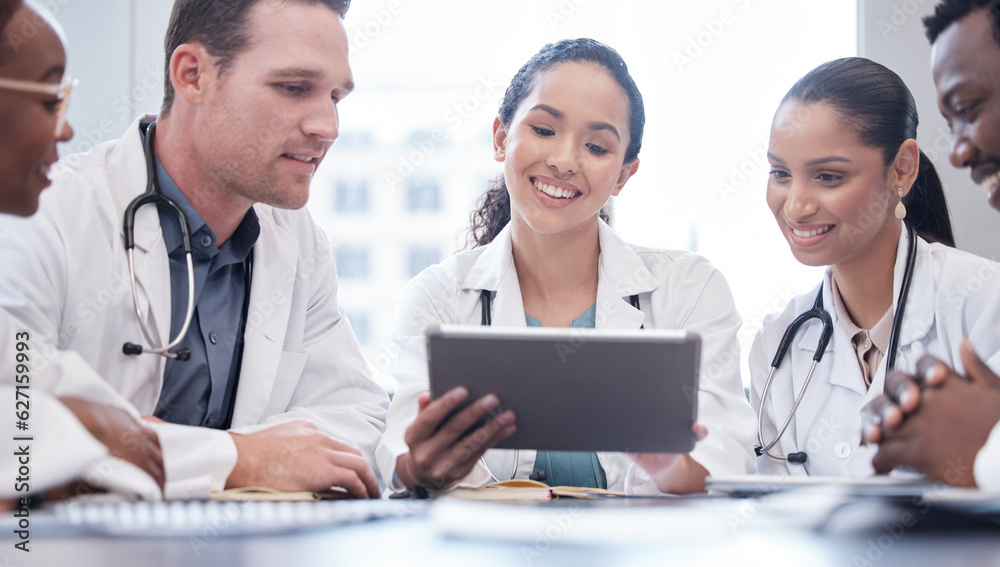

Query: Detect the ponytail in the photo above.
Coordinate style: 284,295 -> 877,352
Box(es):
905,150 -> 955,247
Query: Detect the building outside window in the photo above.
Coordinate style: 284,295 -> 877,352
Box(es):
335,180 -> 368,214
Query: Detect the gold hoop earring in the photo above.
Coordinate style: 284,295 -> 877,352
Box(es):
894,188 -> 907,220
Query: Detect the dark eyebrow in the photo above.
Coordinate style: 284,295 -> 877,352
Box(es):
268,67 -> 355,92
587,121 -> 620,141
269,67 -> 322,79
530,104 -> 564,120
529,104 -> 621,141
805,156 -> 850,166
767,153 -> 849,166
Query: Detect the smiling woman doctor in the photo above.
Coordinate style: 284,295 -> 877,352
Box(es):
750,57 -> 1000,477
376,39 -> 757,496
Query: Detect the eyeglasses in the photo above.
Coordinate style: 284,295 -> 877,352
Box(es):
0,75 -> 77,137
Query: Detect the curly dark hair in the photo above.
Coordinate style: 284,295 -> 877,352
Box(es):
468,38 -> 644,248
924,0 -> 1000,44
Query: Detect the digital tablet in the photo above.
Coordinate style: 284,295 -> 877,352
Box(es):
426,325 -> 701,454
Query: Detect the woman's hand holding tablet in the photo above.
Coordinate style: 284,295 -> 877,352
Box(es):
395,387 -> 517,491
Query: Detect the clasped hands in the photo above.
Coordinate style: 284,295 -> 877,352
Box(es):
864,339 -> 1000,488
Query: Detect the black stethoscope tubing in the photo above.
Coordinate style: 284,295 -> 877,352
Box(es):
755,222 -> 918,465
121,121 -> 253,371
121,121 -> 196,360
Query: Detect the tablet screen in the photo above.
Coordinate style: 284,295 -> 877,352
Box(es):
427,326 -> 700,454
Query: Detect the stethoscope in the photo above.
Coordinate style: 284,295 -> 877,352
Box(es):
120,122 -> 196,360
119,121 -> 254,429
475,290 -> 642,483
755,222 -> 918,465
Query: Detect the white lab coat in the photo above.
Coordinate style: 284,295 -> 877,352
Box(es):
0,387 -> 160,500
0,316 -> 162,498
376,221 -> 758,495
0,115 -> 388,499
750,228 -> 1000,477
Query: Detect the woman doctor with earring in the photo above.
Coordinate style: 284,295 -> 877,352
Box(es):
749,57 -> 1000,477
375,38 -> 757,496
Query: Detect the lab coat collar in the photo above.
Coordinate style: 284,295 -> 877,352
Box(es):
460,220 -> 654,328
595,220 -> 656,329
461,223 -> 525,327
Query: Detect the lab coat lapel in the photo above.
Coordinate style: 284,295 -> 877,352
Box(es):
889,230 -> 934,376
462,224 -> 527,327
230,210 -> 296,424
595,221 -> 654,329
111,115 -> 171,351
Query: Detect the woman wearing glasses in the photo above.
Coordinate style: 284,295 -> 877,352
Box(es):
0,0 -> 164,501
0,0 -> 74,215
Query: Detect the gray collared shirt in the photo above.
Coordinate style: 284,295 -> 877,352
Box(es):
151,156 -> 259,429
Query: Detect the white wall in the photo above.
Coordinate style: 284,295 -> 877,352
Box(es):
859,0 -> 1000,261
55,0 -> 172,156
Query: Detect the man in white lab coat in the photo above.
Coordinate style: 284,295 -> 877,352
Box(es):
867,0 -> 1000,491
0,0 -> 387,500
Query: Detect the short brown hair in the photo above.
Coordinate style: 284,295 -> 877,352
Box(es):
160,0 -> 350,114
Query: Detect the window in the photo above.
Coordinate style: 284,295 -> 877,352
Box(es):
407,179 -> 440,212
334,246 -> 369,279
335,180 -> 368,213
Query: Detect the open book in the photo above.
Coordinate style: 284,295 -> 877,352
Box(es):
210,486 -> 351,502
446,479 -> 625,501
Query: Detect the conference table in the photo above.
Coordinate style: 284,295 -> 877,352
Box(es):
5,485 -> 1000,567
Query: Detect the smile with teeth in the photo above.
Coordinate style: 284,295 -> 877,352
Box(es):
981,171 -> 1000,196
790,224 -> 833,238
533,179 -> 579,199
283,154 -> 316,163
